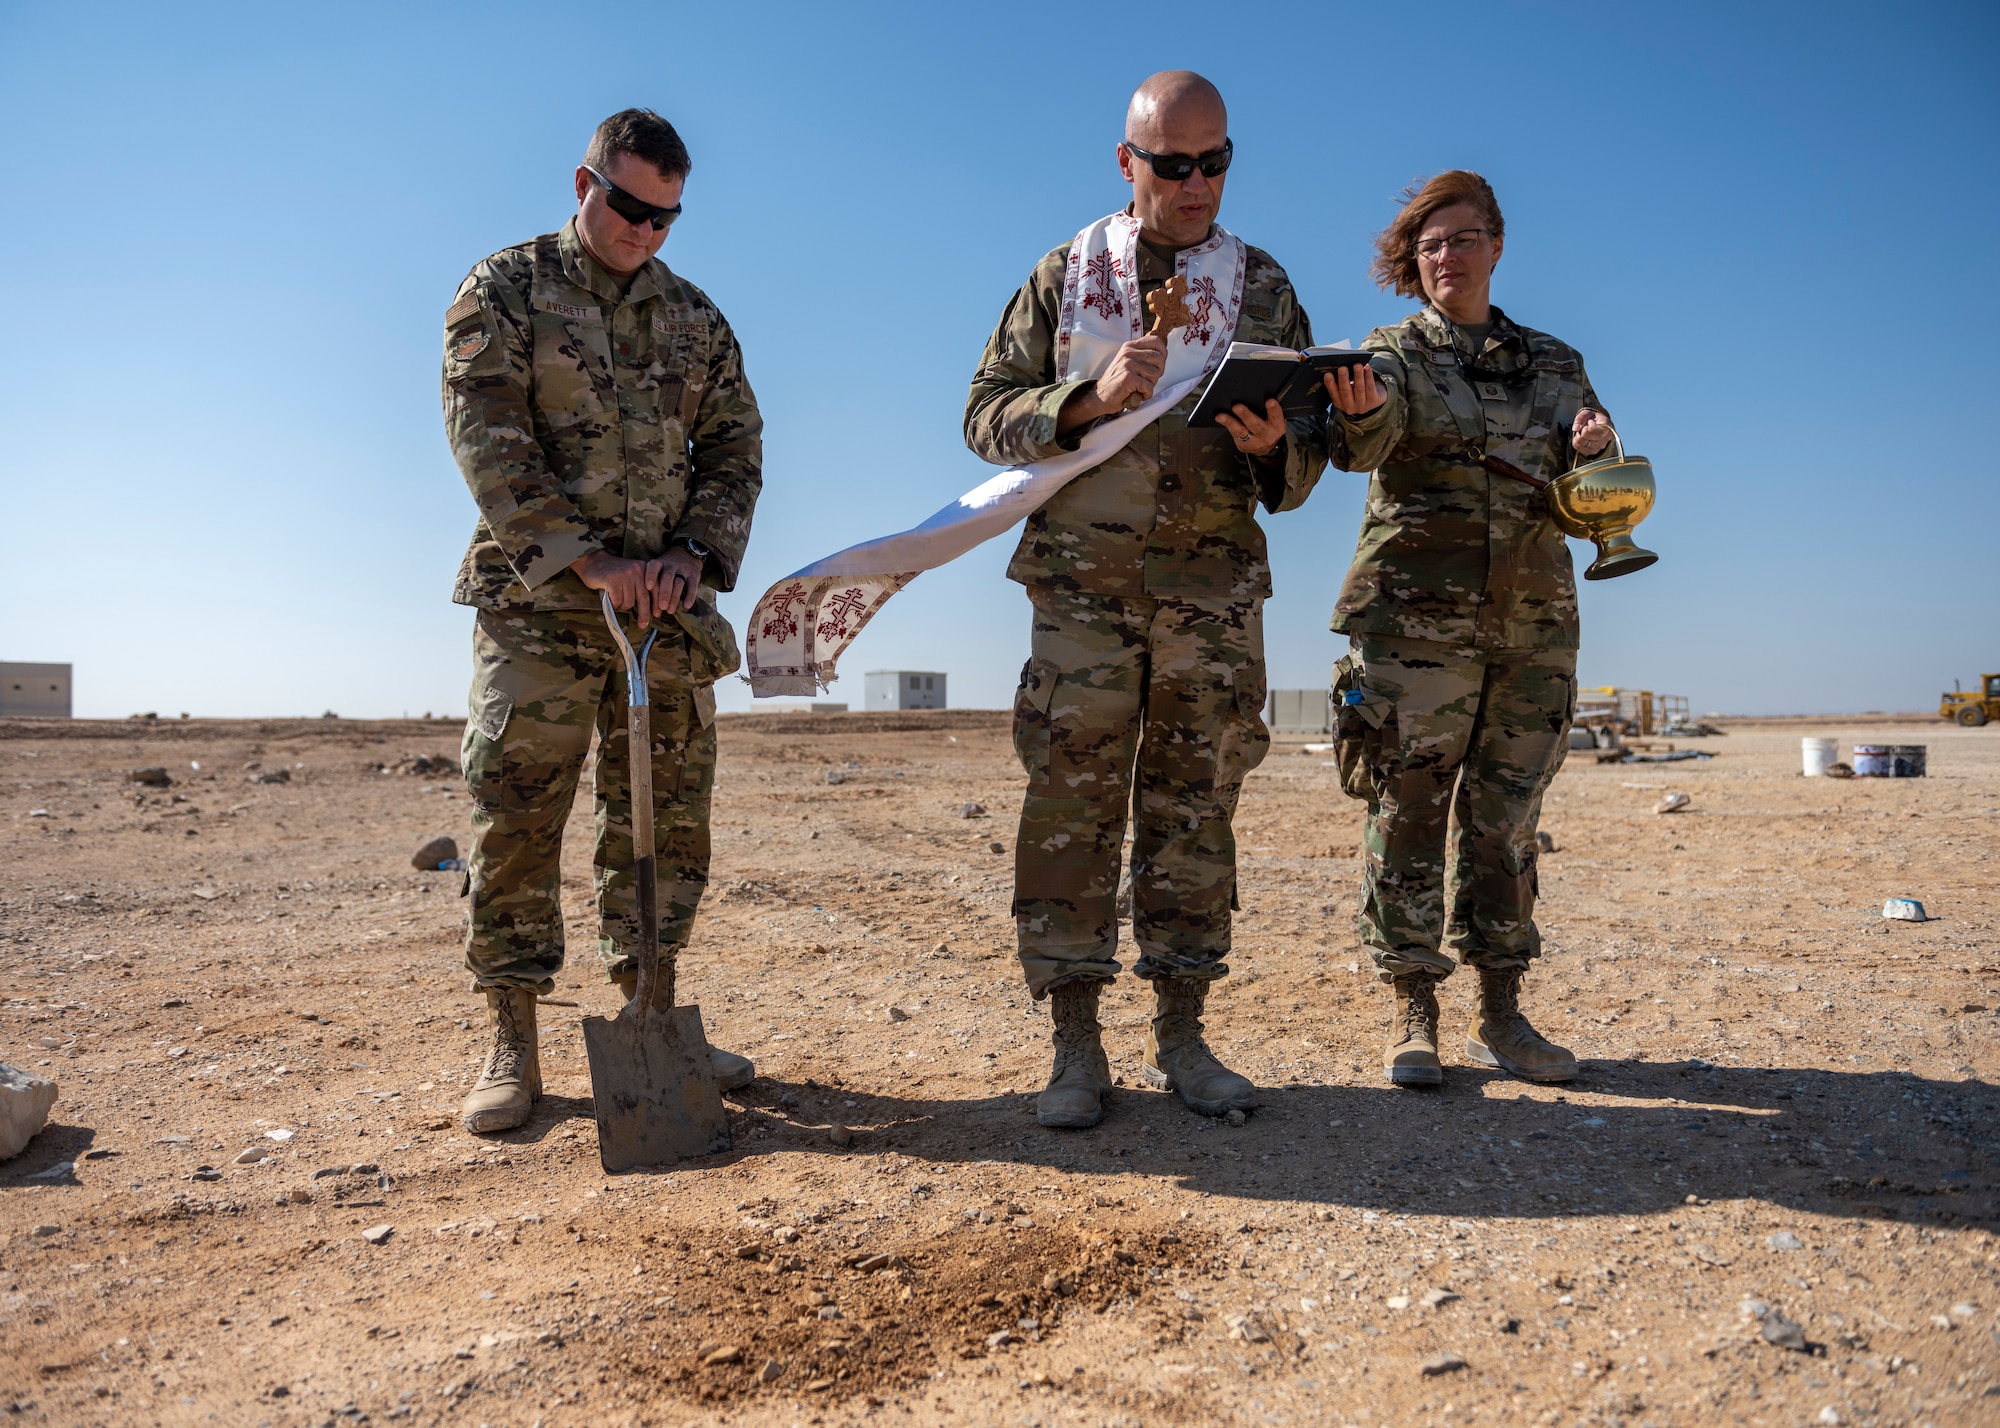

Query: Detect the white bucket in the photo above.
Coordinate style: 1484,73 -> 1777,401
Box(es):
1802,737 -> 1838,777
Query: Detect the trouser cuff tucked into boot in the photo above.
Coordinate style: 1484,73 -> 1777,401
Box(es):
1467,967 -> 1577,1083
1384,971 -> 1444,1087
1142,977 -> 1257,1116
461,986 -> 542,1134
1037,979 -> 1111,1129
611,967 -> 756,1092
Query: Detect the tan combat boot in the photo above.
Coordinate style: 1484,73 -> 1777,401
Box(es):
1467,967 -> 1577,1082
1384,972 -> 1444,1087
1142,978 -> 1257,1117
1037,979 -> 1111,1129
611,968 -> 756,1092
460,986 -> 542,1134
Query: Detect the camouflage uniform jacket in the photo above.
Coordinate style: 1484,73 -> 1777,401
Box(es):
444,219 -> 763,610
964,229 -> 1328,600
1328,305 -> 1608,649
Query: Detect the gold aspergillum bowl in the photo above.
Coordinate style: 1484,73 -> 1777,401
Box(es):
1545,432 -> 1659,580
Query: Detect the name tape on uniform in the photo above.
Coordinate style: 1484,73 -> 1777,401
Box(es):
534,296 -> 599,321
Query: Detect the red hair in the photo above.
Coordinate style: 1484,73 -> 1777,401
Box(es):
1371,171 -> 1505,300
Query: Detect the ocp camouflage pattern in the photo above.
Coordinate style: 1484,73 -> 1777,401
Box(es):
461,608 -> 718,993
1327,305 -> 1608,649
1340,633 -> 1575,979
443,219 -> 763,609
965,232 -> 1328,600
1010,588 -> 1269,997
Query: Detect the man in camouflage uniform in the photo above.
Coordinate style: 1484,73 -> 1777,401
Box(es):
965,73 -> 1327,1128
442,109 -> 763,1133
1325,171 -> 1617,1087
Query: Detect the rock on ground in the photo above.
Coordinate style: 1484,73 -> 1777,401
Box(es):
410,834 -> 459,870
0,1064 -> 58,1160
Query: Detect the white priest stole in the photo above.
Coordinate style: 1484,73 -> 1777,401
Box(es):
745,212 -> 1246,698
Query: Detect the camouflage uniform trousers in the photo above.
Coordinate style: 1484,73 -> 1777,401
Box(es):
460,608 -> 717,994
1011,587 -> 1270,998
1345,633 -> 1575,979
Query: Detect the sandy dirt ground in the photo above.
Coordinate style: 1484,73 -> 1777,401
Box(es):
2,709 -> 1996,1428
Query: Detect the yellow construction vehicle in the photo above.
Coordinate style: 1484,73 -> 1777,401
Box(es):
1940,674 -> 2000,727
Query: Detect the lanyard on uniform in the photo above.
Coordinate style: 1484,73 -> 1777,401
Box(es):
1428,313 -> 1549,491
1426,316 -> 1493,463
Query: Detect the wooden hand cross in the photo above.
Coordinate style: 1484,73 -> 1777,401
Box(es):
1122,275 -> 1191,410
1146,274 -> 1192,336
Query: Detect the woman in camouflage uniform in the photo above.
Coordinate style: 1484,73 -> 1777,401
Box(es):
1323,171 -> 1618,1088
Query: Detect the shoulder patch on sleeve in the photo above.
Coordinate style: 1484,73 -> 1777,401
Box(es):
450,328 -> 491,362
446,292 -> 481,328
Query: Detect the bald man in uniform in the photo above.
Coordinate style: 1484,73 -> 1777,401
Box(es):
965,72 -> 1328,1128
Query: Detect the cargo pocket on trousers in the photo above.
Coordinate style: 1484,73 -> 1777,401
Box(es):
1218,672 -> 1271,784
1332,654 -> 1393,805
1550,673 -> 1578,775
461,685 -> 515,814
1012,657 -> 1061,785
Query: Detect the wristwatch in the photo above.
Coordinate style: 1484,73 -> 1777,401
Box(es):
677,537 -> 711,563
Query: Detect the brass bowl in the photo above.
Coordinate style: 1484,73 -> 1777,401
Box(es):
1546,433 -> 1658,580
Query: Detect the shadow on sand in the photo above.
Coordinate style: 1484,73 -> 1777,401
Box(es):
502,1059 -> 1996,1229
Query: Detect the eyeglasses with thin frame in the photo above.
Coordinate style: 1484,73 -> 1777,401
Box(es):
582,164 -> 683,231
1414,227 -> 1493,262
1122,137 -> 1233,181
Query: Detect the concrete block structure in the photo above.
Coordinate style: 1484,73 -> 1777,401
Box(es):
0,663 -> 71,718
864,671 -> 946,711
1265,687 -> 1330,735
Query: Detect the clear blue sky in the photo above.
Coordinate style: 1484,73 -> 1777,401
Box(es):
3,2 -> 1994,718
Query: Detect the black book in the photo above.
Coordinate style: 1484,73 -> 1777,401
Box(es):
1187,342 -> 1374,428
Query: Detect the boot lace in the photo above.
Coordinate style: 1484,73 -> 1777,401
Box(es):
1480,971 -> 1545,1043
1397,985 -> 1440,1044
483,996 -> 530,1084
1155,985 -> 1218,1065
1048,985 -> 1104,1084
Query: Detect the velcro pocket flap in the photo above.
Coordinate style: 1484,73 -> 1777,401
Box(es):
1343,684 -> 1391,730
1021,657 -> 1061,715
470,683 -> 514,743
672,595 -> 742,684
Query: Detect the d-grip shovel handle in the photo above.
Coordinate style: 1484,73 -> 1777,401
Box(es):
599,591 -> 670,1014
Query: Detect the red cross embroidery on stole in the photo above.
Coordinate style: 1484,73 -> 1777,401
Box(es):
1079,251 -> 1125,320
1183,275 -> 1221,346
761,581 -> 808,643
816,586 -> 871,642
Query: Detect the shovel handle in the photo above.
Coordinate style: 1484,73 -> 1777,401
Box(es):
601,591 -> 668,1012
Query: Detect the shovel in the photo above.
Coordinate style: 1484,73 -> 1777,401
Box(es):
581,589 -> 732,1172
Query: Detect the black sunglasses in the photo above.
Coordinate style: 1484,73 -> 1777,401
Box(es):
582,164 -> 683,230
1123,137 -> 1233,181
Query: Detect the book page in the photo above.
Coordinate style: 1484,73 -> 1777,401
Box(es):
1221,341 -> 1301,362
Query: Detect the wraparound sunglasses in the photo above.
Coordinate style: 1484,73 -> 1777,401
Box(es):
583,164 -> 683,230
1123,137 -> 1233,180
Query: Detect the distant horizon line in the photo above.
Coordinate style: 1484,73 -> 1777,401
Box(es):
0,709 -> 1956,728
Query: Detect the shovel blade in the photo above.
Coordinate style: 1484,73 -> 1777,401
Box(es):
581,1003 -> 731,1172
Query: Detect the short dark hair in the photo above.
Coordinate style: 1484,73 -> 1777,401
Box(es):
583,108 -> 691,181
1371,170 -> 1504,300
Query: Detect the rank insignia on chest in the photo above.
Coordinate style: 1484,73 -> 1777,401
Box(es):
450,327 -> 490,361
